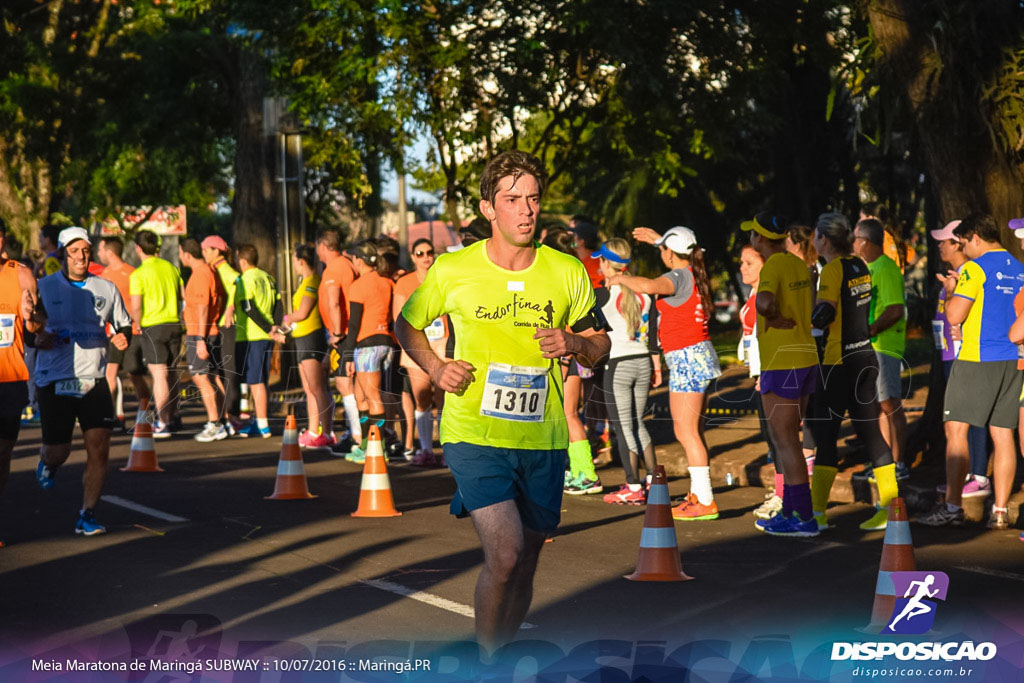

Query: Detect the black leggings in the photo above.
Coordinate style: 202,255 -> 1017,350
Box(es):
809,351 -> 894,469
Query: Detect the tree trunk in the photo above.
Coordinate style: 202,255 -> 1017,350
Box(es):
865,0 -> 1024,465
231,49 -> 277,275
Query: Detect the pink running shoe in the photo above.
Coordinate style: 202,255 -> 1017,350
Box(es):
602,484 -> 646,505
298,430 -> 318,448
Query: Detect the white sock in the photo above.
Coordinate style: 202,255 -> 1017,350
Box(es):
689,466 -> 713,506
257,418 -> 269,430
415,410 -> 433,452
946,502 -> 961,512
343,394 -> 361,438
974,475 -> 989,485
628,483 -> 643,492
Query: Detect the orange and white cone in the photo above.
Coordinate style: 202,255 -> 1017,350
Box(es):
266,415 -> 316,500
867,497 -> 916,631
627,465 -> 692,581
351,425 -> 402,518
121,408 -> 163,472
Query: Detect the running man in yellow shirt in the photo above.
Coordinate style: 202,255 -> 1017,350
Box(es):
396,150 -> 609,654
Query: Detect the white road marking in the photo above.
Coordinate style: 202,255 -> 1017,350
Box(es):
360,578 -> 536,629
959,565 -> 1024,582
100,495 -> 189,523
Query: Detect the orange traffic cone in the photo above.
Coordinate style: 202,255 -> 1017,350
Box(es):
266,415 -> 316,500
627,466 -> 693,581
121,408 -> 163,472
866,497 -> 915,631
351,425 -> 402,518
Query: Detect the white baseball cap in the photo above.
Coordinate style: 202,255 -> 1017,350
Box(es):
654,226 -> 698,255
57,226 -> 91,248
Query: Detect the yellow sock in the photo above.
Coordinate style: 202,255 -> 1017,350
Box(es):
811,465 -> 838,515
873,462 -> 899,508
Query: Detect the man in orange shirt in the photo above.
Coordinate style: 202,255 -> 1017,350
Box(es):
0,218 -> 44,547
97,236 -> 150,428
315,228 -> 359,448
179,238 -> 227,442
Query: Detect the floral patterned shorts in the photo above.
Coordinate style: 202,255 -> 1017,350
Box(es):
665,341 -> 722,393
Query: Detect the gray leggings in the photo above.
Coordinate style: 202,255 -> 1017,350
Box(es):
603,355 -> 656,485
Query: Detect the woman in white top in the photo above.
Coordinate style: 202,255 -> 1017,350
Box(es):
592,239 -> 661,505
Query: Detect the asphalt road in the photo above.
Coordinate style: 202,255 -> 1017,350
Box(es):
1,407 -> 1022,682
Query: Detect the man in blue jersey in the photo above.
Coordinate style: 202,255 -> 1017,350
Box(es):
33,228 -> 133,536
919,214 -> 1024,529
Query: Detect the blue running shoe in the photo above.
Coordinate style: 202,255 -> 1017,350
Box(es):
75,509 -> 106,536
239,421 -> 271,439
36,460 -> 56,490
762,513 -> 819,537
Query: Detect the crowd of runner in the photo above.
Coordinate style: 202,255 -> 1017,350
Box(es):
1,161 -> 1022,549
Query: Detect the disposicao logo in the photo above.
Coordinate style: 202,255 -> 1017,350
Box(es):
883,571 -> 949,635
831,570 -> 998,663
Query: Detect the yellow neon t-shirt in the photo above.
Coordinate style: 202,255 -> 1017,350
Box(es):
129,257 -> 182,328
402,240 -> 596,450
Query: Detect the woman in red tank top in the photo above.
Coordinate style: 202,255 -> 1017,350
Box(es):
606,226 -> 722,521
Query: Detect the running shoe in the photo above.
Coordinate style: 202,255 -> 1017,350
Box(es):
915,504 -> 965,527
602,484 -> 646,505
346,445 -> 366,464
411,449 -> 437,467
761,512 -> 819,537
564,474 -> 603,495
152,421 -> 173,439
753,493 -> 783,520
36,460 -> 56,490
859,505 -> 889,531
563,470 -> 573,487
866,462 -> 910,483
987,508 -> 1009,530
298,430 -> 319,448
331,435 -> 355,456
239,421 -> 271,439
308,433 -> 334,450
671,493 -> 719,521
195,421 -> 228,443
962,478 -> 992,498
20,407 -> 40,425
74,509 -> 106,536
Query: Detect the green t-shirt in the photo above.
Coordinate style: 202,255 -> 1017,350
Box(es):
214,259 -> 240,327
129,257 -> 182,328
234,267 -> 277,342
866,254 -> 906,358
402,240 -> 596,450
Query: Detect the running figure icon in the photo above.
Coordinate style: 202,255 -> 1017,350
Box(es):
888,574 -> 940,631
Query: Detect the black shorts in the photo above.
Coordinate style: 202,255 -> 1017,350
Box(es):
37,378 -> 116,444
185,335 -> 218,375
117,332 -> 147,376
294,330 -> 327,362
141,323 -> 183,366
329,340 -> 348,378
0,381 -> 28,441
945,359 -> 1023,429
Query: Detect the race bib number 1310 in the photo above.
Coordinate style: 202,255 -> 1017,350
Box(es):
480,363 -> 548,422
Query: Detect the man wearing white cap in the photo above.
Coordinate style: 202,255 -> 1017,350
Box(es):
33,227 -> 133,536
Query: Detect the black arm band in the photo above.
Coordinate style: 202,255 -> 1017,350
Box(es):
811,301 -> 836,330
570,305 -> 609,334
